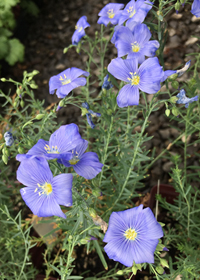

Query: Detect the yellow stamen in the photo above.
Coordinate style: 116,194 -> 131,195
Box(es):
37,182 -> 53,196
69,158 -> 79,165
44,144 -> 59,154
127,6 -> 136,18
59,75 -> 71,85
131,42 -> 140,52
124,228 -> 137,241
107,9 -> 115,19
127,72 -> 140,86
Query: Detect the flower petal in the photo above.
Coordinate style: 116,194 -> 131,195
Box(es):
52,174 -> 73,207
117,84 -> 139,107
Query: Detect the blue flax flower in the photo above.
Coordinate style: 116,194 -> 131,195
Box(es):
118,0 -> 152,26
102,74 -> 113,90
4,131 -> 15,146
72,16 -> 90,45
16,124 -> 83,162
114,24 -> 159,64
49,68 -> 89,98
108,57 -> 163,107
191,0 -> 200,17
58,139 -> 103,180
17,157 -> 73,219
176,89 -> 198,108
97,3 -> 124,26
81,102 -> 101,129
103,204 -> 163,266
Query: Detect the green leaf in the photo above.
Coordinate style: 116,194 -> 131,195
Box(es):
0,36 -> 9,59
5,38 -> 24,65
0,0 -> 19,10
93,240 -> 108,270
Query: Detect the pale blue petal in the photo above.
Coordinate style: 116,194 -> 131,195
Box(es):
117,84 -> 139,107
49,123 -> 82,154
52,174 -> 73,207
108,58 -> 131,82
73,152 -> 103,179
37,195 -> 66,219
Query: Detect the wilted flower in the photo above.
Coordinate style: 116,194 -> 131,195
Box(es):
4,131 -> 15,147
102,74 -> 113,90
81,102 -> 101,129
103,204 -> 163,266
108,57 -> 163,107
118,0 -> 153,26
58,139 -> 103,180
17,157 -> 73,219
176,60 -> 191,77
114,23 -> 159,64
72,16 -> 90,45
16,124 -> 83,161
176,89 -> 198,108
97,3 -> 124,26
191,0 -> 200,17
49,68 -> 89,98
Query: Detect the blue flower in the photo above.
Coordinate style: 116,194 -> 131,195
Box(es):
16,124 -> 83,162
49,68 -> 89,98
81,102 -> 101,129
160,61 -> 191,82
72,16 -> 90,46
191,0 -> 200,17
118,0 -> 153,26
58,139 -> 103,180
102,74 -> 113,90
103,204 -> 163,266
114,23 -> 159,64
108,57 -> 163,107
4,131 -> 15,146
176,89 -> 198,108
97,3 -> 124,26
17,157 -> 73,219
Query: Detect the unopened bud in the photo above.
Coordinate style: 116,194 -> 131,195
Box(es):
35,114 -> 45,120
20,100 -> 24,108
2,154 -> 8,165
32,70 -> 39,76
175,2 -> 180,11
89,208 -> 97,218
171,81 -> 179,89
165,109 -> 170,117
172,107 -> 179,116
2,147 -> 9,157
30,83 -> 38,89
116,270 -> 123,275
1,78 -> 6,82
168,73 -> 178,81
170,96 -> 178,103
18,146 -> 25,154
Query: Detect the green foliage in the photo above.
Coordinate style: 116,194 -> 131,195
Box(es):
0,0 -> 39,67
0,0 -> 200,279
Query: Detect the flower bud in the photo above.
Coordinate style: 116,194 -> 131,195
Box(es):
20,100 -> 24,108
2,154 -> 8,165
172,107 -> 179,116
175,2 -> 180,11
116,270 -> 123,275
32,70 -> 39,76
35,114 -> 45,120
18,146 -> 25,154
160,258 -> 169,268
171,81 -> 179,89
30,83 -> 38,89
170,96 -> 178,103
89,208 -> 97,218
155,265 -> 164,275
168,73 -> 178,81
3,147 -> 9,156
165,109 -> 170,117
1,78 -> 6,82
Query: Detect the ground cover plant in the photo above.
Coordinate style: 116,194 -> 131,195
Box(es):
0,0 -> 200,279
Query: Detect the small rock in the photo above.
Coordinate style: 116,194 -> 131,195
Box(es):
168,28 -> 176,37
163,161 -> 173,172
171,13 -> 183,19
55,63 -> 66,70
169,20 -> 178,29
159,129 -> 170,140
185,37 -> 198,46
191,15 -> 200,22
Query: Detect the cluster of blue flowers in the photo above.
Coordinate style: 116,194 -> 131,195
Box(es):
16,123 -> 103,218
15,0 -> 200,269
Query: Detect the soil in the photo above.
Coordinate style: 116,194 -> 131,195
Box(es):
1,0 -> 200,279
